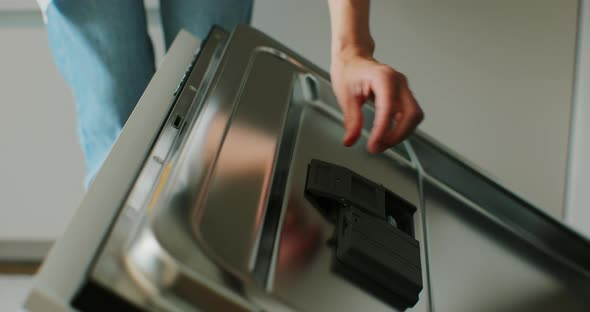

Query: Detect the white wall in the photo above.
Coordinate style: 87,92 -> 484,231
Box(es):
0,0 -> 580,251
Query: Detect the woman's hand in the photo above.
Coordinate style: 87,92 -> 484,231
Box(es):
331,53 -> 424,153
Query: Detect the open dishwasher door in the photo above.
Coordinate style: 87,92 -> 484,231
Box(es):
26,25 -> 590,312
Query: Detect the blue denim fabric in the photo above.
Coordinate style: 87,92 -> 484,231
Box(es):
44,0 -> 253,187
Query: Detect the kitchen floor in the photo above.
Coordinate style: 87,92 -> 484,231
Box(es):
0,275 -> 33,311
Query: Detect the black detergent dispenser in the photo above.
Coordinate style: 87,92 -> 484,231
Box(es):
305,159 -> 423,310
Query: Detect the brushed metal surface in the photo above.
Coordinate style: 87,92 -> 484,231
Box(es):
423,175 -> 588,311
410,132 -> 590,278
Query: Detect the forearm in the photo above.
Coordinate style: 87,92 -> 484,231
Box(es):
328,0 -> 375,59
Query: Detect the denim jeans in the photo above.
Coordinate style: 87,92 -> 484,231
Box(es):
43,0 -> 253,186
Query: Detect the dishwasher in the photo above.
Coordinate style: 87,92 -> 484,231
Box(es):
26,25 -> 590,312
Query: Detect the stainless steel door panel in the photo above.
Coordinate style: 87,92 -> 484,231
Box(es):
27,25 -> 590,312
124,26 -> 430,311
409,132 -> 590,277
423,176 -> 588,311
86,28 -> 244,312
194,50 -> 297,277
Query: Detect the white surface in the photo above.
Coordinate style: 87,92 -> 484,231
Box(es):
252,0 -> 578,217
0,275 -> 32,312
566,0 -> 590,237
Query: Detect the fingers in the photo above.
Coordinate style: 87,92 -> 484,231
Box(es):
340,91 -> 364,146
382,86 -> 424,150
332,57 -> 423,153
367,67 -> 398,153
369,69 -> 423,153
